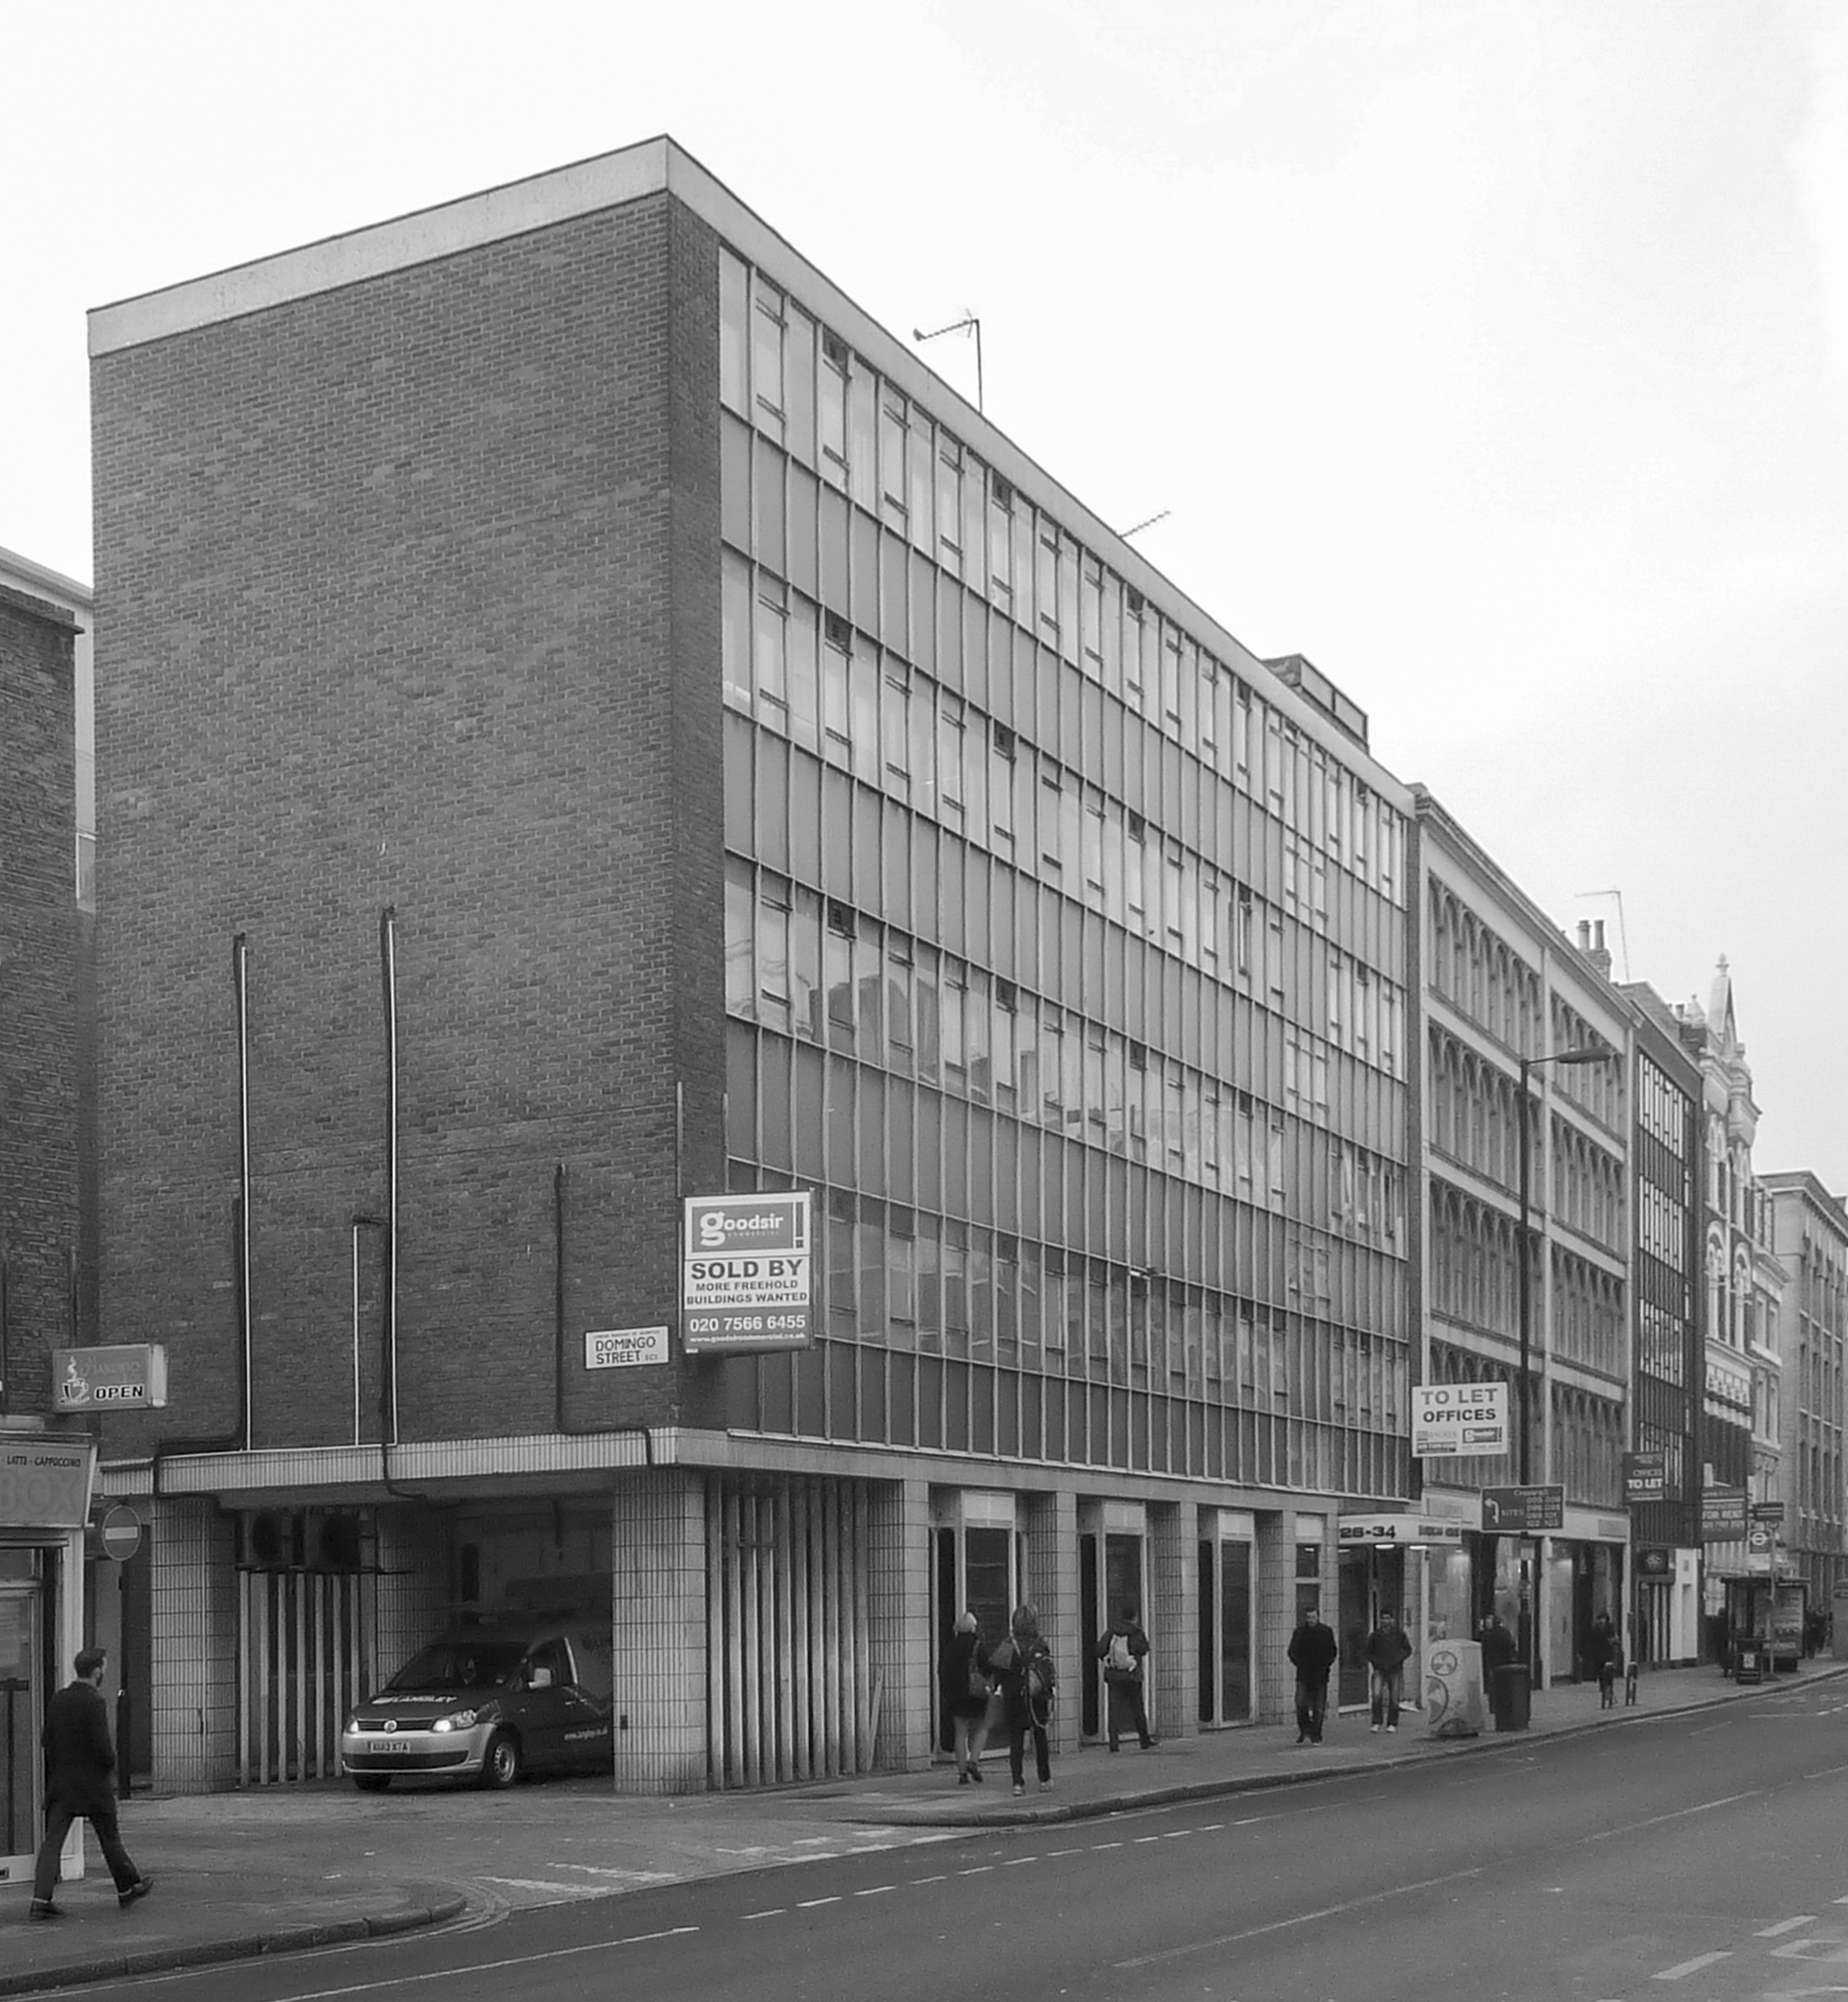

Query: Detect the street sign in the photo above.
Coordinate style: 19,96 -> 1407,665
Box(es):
1751,1501 -> 1785,1524
1412,1382 -> 1509,1459
1746,1521 -> 1779,1571
1701,1486 -> 1749,1541
1481,1485 -> 1564,1534
584,1327 -> 670,1370
681,1192 -> 814,1355
98,1505 -> 142,1562
1622,1450 -> 1666,1502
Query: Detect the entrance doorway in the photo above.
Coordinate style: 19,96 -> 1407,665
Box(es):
932,1494 -> 1021,1756
1196,1511 -> 1254,1725
0,1554 -> 46,1891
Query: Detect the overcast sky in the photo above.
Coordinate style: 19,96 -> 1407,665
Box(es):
6,0 -> 1843,1188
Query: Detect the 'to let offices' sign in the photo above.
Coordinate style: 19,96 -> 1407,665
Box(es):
682,1193 -> 813,1356
1412,1382 -> 1508,1458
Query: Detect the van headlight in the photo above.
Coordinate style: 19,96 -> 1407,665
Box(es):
431,1710 -> 479,1733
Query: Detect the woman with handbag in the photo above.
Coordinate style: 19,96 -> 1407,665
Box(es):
941,1610 -> 993,1783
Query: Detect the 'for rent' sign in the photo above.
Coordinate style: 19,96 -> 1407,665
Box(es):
1412,1382 -> 1509,1458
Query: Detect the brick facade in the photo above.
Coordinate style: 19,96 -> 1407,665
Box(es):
0,582 -> 78,1411
91,194 -> 728,1452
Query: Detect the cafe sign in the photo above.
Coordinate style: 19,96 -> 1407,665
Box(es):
0,1436 -> 98,1529
52,1345 -> 169,1411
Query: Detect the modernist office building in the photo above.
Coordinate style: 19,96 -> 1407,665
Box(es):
86,138 -> 1414,1792
1408,794 -> 1632,1685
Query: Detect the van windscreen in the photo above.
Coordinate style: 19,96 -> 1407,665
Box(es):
386,1641 -> 528,1692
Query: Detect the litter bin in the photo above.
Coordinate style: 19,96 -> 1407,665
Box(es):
1490,1662 -> 1531,1731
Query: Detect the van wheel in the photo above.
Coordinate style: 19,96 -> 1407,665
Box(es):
479,1730 -> 522,1789
352,1775 -> 391,1793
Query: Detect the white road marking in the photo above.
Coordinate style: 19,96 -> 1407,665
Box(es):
1652,1949 -> 1729,1978
1115,1866 -> 1483,1969
911,1874 -> 948,1884
796,1895 -> 842,1908
1587,1791 -> 1762,1841
1759,1916 -> 1818,1935
741,1908 -> 786,1921
853,1885 -> 895,1897
247,1929 -> 703,2000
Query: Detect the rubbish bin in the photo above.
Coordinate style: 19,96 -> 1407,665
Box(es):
1490,1662 -> 1531,1731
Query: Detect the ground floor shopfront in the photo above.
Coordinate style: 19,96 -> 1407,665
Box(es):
1417,1486 -> 1632,1684
95,1430 -> 1420,1795
0,1424 -> 95,1899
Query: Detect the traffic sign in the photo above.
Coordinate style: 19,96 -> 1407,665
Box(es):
1482,1485 -> 1564,1534
98,1505 -> 142,1562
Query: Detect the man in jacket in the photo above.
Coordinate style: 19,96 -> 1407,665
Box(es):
30,1647 -> 154,1920
1364,1610 -> 1415,1732
1094,1604 -> 1154,1752
1287,1608 -> 1338,1744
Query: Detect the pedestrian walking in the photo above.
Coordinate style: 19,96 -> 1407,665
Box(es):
1586,1611 -> 1619,1709
1364,1610 -> 1413,1733
940,1610 -> 993,1783
1287,1607 -> 1338,1744
30,1647 -> 154,1921
1094,1604 -> 1154,1752
988,1603 -> 1057,1795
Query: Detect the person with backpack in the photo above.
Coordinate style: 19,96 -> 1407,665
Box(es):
1095,1604 -> 1154,1752
989,1603 -> 1057,1795
940,1609 -> 993,1783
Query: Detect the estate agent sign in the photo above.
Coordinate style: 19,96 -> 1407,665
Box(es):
681,1192 -> 814,1355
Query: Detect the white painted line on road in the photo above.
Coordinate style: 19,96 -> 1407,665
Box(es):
255,1927 -> 705,2001
1115,1865 -> 1483,1969
957,1865 -> 995,1875
1808,1763 -> 1848,1779
796,1895 -> 843,1908
1199,1823 -> 1225,1832
911,1874 -> 948,1884
853,1885 -> 896,1897
1092,1841 -> 1124,1850
1652,1949 -> 1729,1978
1586,1790 -> 1762,1841
1045,1847 -> 1086,1857
741,1909 -> 786,1921
1161,1830 -> 1192,1838
1757,1916 -> 1816,1935
1133,1836 -> 1163,1845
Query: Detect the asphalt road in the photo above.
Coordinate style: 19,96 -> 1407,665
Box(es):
64,1677 -> 1848,2002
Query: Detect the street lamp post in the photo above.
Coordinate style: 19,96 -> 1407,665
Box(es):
1514,1045 -> 1620,1680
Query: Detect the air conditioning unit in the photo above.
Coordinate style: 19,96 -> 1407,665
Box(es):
242,1510 -> 304,1570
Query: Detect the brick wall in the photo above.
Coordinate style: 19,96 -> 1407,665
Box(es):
91,193 -> 728,1451
0,584 -> 78,1413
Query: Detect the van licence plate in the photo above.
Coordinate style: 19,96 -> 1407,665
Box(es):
369,1738 -> 409,1753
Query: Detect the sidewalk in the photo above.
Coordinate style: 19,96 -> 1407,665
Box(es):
6,1658 -> 1841,1997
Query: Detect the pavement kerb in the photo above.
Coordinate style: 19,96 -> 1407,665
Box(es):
0,1896 -> 469,2001
859,1659 -> 1848,1830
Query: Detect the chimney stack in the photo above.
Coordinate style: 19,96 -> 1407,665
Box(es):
1585,918 -> 1613,980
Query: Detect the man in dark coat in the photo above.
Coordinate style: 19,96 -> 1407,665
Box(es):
1287,1608 -> 1338,1744
30,1647 -> 154,1919
1364,1610 -> 1415,1732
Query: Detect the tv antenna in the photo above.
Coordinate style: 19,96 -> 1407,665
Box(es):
913,314 -> 984,413
1120,510 -> 1171,540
